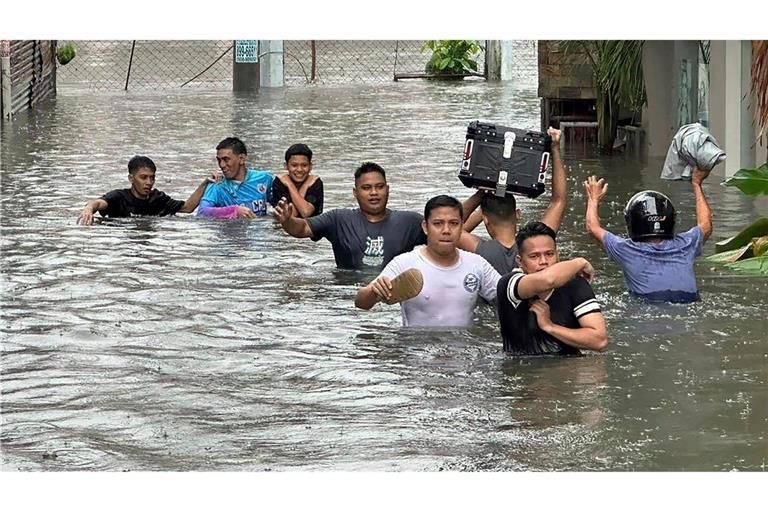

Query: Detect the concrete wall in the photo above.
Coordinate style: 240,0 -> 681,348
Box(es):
709,41 -> 760,176
643,40 -> 766,175
537,41 -> 595,100
642,41 -> 677,157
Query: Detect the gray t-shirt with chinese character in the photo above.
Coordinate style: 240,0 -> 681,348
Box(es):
307,208 -> 426,269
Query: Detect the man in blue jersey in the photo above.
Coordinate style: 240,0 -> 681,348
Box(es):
198,137 -> 273,219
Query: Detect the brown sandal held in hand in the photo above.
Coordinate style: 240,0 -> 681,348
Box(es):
388,268 -> 424,304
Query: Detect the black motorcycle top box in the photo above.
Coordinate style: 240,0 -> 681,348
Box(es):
459,121 -> 552,198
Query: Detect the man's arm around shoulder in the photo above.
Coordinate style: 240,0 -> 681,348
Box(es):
515,258 -> 594,300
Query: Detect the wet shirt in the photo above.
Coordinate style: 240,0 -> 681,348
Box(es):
307,208 -> 426,269
603,227 -> 703,303
497,269 -> 601,356
198,169 -> 273,217
380,247 -> 500,327
475,239 -> 519,275
99,189 -> 185,218
268,176 -> 324,218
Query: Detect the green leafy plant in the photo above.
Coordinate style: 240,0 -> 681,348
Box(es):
707,223 -> 768,275
721,162 -> 768,195
421,40 -> 481,78
558,41 -> 646,151
57,43 -> 76,66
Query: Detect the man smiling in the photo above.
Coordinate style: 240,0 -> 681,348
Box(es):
268,143 -> 323,218
274,162 -> 425,269
355,195 -> 500,327
197,137 -> 273,219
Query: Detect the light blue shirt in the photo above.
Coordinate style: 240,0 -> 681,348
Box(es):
198,169 -> 273,216
603,226 -> 704,303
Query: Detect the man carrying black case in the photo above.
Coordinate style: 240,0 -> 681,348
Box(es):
457,126 -> 566,275
459,121 -> 553,199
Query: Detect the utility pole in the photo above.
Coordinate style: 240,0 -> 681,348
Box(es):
233,40 -> 260,92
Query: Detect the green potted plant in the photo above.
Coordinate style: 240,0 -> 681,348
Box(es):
56,43 -> 76,66
421,40 -> 482,79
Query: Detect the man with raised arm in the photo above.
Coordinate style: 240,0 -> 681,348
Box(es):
584,167 -> 713,303
458,127 -> 566,275
273,162 -> 426,269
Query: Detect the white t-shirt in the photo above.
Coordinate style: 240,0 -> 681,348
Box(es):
379,246 -> 501,327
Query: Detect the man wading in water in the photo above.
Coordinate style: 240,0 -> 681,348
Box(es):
355,194 -> 500,328
458,127 -> 567,275
584,167 -> 713,303
197,137 -> 274,219
497,221 -> 608,356
268,143 -> 324,219
273,162 -> 426,269
77,155 -> 214,224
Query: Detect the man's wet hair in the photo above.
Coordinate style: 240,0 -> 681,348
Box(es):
354,162 -> 386,181
216,137 -> 248,155
515,221 -> 557,251
481,194 -> 517,223
128,155 -> 157,175
424,194 -> 463,221
285,143 -> 312,163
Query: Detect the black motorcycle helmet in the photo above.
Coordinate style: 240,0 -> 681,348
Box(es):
624,190 -> 675,241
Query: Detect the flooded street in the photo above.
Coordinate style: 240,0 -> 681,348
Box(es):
1,81 -> 767,471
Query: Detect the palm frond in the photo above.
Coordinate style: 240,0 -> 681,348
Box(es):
597,40 -> 646,113
752,41 -> 768,137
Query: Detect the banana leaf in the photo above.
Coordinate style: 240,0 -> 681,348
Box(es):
724,256 -> 768,275
722,163 -> 768,195
714,217 -> 768,253
754,235 -> 768,256
705,245 -> 754,263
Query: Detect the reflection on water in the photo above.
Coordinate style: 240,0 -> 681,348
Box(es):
1,82 -> 767,471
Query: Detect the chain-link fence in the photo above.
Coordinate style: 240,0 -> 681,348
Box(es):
56,40 -> 233,91
505,40 -> 538,87
56,40 -> 538,91
284,40 -> 487,84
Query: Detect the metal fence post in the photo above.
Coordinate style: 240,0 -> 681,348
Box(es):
124,40 -> 136,91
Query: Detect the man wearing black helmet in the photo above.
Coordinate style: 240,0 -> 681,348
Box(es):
583,168 -> 713,303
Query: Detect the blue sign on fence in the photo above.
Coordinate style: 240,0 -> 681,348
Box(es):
235,41 -> 259,63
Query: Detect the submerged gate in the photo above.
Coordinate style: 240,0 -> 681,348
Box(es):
0,40 -> 57,120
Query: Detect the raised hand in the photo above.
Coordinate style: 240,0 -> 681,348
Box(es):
547,126 -> 562,145
272,197 -> 294,223
584,175 -> 608,203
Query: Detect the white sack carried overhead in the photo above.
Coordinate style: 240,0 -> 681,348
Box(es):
661,123 -> 726,180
